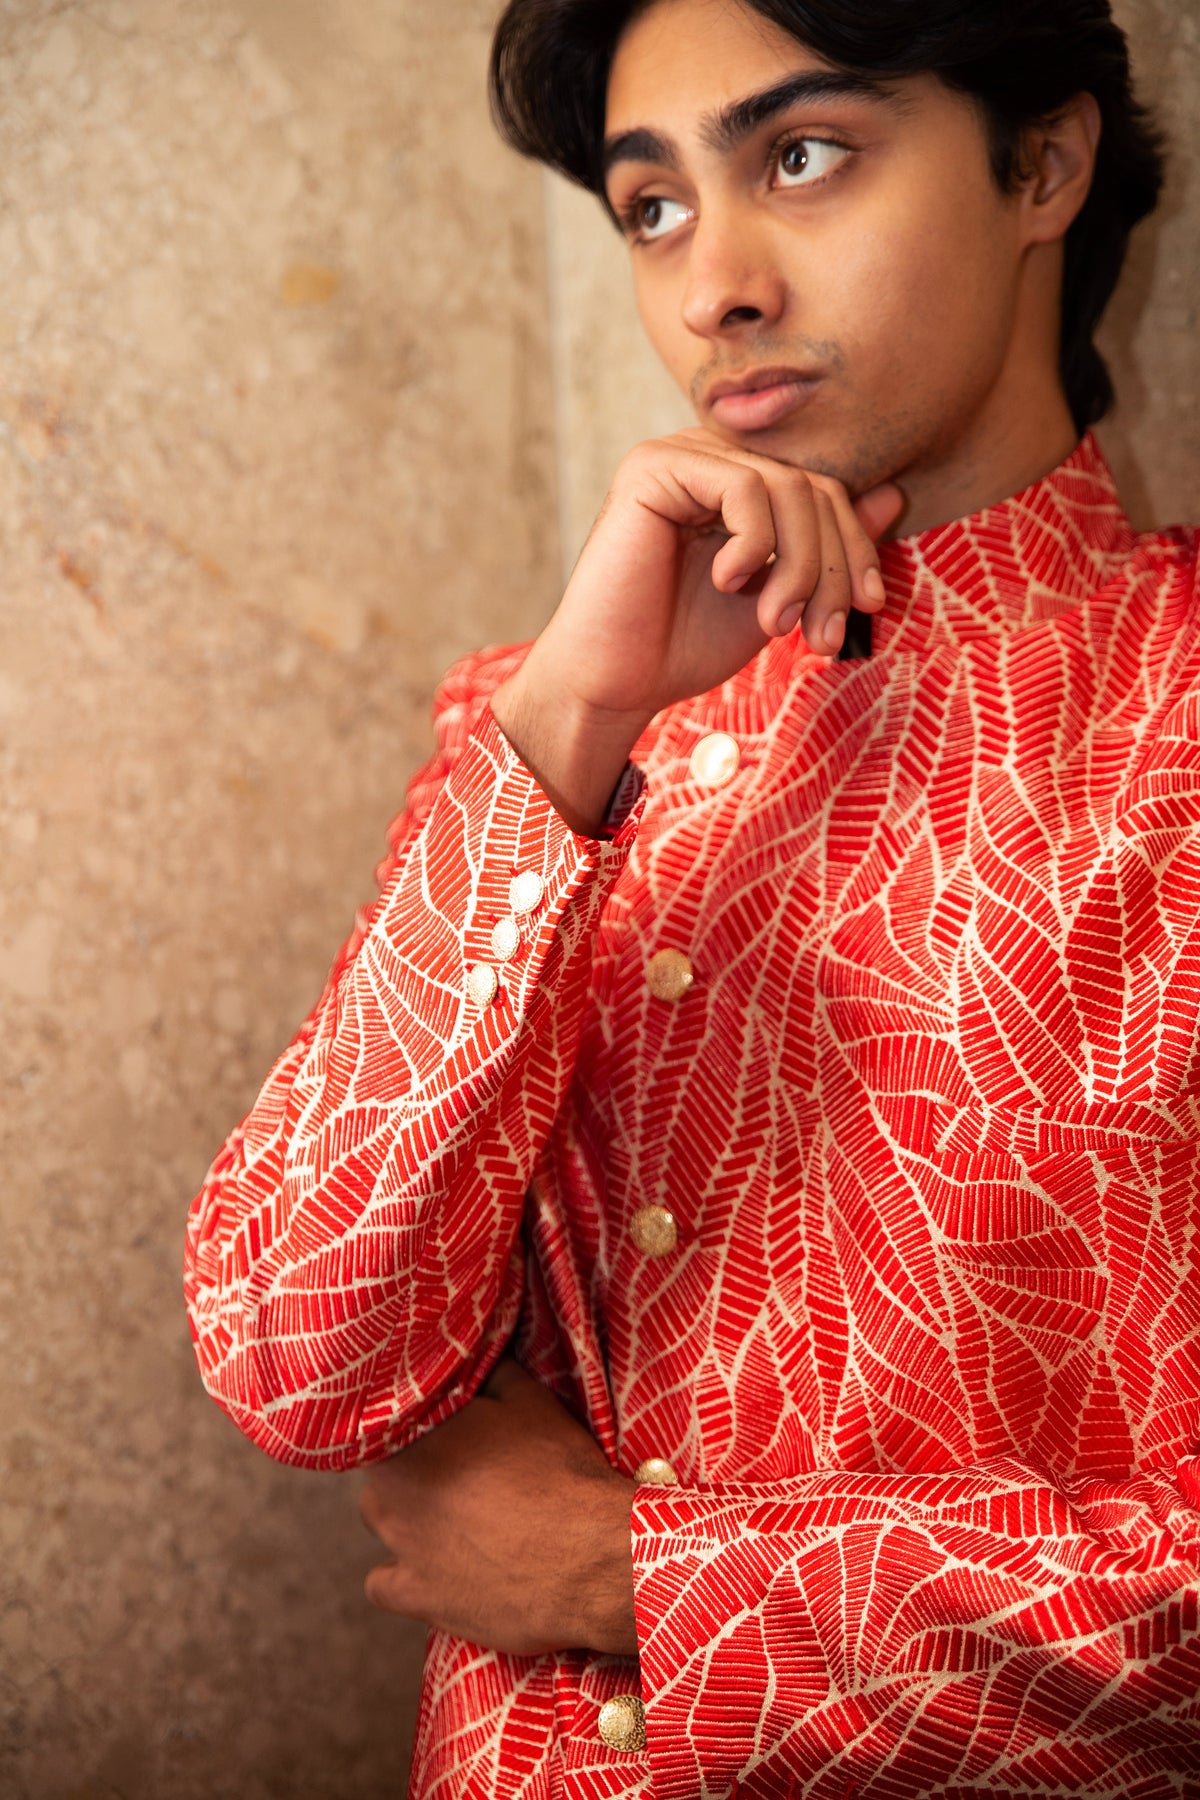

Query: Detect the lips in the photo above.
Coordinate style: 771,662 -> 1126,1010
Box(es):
706,366 -> 822,433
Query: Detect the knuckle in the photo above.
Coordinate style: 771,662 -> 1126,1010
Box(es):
366,1552 -> 422,1613
364,1566 -> 398,1612
743,526 -> 779,565
730,462 -> 767,498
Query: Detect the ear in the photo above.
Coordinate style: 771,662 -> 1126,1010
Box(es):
1018,92 -> 1102,247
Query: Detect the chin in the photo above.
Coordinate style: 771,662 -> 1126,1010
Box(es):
765,431 -> 888,499
771,409 -> 928,501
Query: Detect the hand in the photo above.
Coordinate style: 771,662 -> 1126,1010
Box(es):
359,1357 -> 638,1658
492,429 -> 903,832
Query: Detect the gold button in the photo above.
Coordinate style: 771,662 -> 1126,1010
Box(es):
629,1204 -> 678,1257
633,1457 -> 678,1486
466,964 -> 498,1007
646,948 -> 693,1002
490,916 -> 520,961
689,732 -> 740,789
509,870 -> 544,915
597,1693 -> 646,1753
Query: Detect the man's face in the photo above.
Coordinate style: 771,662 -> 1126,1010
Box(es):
604,0 -> 1034,498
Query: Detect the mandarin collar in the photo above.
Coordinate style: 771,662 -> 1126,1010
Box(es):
872,433 -> 1136,651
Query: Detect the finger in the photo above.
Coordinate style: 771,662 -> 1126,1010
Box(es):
853,479 -> 906,545
359,1463 -> 413,1541
481,1353 -> 539,1401
656,456 -> 776,593
745,469 -> 826,639
811,491 -> 854,654
679,432 -> 904,611
365,1559 -> 415,1616
768,487 -> 852,654
807,474 -> 889,614
678,449 -> 833,629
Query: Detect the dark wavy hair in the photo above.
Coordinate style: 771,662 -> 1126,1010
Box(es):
490,0 -> 1165,432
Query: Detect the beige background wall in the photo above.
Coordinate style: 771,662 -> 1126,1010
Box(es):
1,2 -> 1195,1797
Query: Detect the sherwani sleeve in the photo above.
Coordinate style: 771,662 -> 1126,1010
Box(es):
184,646 -> 643,1470
631,1456 -> 1200,1796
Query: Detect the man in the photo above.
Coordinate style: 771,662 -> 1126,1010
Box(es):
185,0 -> 1200,1794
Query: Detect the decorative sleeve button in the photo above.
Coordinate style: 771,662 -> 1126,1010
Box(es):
466,964 -> 499,1007
597,1694 -> 647,1753
689,732 -> 740,790
509,870 -> 545,915
645,948 -> 694,1002
490,916 -> 520,962
633,1456 -> 678,1486
629,1204 -> 678,1256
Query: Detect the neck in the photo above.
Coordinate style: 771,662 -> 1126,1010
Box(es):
888,240 -> 1081,537
893,374 -> 1080,539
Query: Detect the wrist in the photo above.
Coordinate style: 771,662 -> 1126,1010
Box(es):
493,667 -> 650,838
573,1474 -> 638,1656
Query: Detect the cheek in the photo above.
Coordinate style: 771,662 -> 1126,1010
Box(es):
829,207 -> 1017,387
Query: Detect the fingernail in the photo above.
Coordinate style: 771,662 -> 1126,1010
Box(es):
863,567 -> 886,605
823,612 -> 846,652
777,603 -> 802,635
726,572 -> 749,593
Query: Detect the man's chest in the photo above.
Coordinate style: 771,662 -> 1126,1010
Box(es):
583,644 -> 1200,1129
519,647 -> 1200,1484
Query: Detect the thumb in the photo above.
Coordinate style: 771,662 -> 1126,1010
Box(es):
852,480 -> 906,543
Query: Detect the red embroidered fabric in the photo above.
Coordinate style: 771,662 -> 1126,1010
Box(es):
185,436 -> 1200,1798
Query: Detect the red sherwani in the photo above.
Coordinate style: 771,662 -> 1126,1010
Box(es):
186,436 -> 1200,1799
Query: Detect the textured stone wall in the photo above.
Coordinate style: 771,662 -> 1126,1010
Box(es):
0,3 -> 557,1796
1097,0 -> 1200,527
1,2 -> 1196,1798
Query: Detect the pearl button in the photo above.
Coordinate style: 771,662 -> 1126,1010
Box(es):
466,964 -> 498,1007
509,870 -> 544,915
689,732 -> 740,789
645,948 -> 694,1002
490,916 -> 520,961
629,1204 -> 678,1256
633,1457 -> 678,1486
597,1694 -> 646,1753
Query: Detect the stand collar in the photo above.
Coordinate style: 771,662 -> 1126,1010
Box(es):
873,433 -> 1135,650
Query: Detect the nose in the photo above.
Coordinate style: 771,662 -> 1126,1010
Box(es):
680,205 -> 787,340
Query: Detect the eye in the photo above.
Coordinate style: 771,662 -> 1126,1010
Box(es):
774,137 -> 850,188
629,195 -> 694,241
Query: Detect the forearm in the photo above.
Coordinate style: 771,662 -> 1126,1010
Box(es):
492,657 -> 651,838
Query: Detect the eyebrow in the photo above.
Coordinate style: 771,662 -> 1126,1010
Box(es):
603,70 -> 902,178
